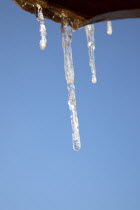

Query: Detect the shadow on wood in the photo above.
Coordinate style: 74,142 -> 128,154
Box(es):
13,0 -> 140,28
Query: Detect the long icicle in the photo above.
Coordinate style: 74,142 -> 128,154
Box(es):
85,24 -> 97,83
61,18 -> 81,151
107,21 -> 112,35
36,4 -> 47,50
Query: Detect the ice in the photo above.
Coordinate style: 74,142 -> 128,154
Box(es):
37,4 -> 47,50
107,21 -> 112,35
85,24 -> 97,83
61,19 -> 81,151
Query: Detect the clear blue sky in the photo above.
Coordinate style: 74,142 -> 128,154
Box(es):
0,1 -> 140,210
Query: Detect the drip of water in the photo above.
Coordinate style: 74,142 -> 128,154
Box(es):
37,4 -> 47,50
85,24 -> 97,83
61,19 -> 81,151
107,21 -> 112,35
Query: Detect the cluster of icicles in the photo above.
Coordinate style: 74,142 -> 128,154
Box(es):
36,4 -> 112,151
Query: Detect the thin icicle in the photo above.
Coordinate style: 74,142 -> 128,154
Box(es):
37,4 -> 47,50
107,21 -> 112,35
85,24 -> 97,83
61,19 -> 81,151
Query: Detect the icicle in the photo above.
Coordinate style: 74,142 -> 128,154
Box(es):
107,21 -> 112,35
36,4 -> 47,50
61,18 -> 81,151
85,24 -> 97,83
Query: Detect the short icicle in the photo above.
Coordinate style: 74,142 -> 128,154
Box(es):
36,4 -> 47,50
61,18 -> 81,151
107,21 -> 112,35
85,24 -> 97,83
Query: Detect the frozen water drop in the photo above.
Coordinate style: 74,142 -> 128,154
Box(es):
107,21 -> 112,35
61,20 -> 81,151
37,4 -> 47,50
40,39 -> 46,50
73,139 -> 81,151
85,24 -> 97,83
92,76 -> 97,83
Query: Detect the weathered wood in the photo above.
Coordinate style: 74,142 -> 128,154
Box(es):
13,0 -> 140,28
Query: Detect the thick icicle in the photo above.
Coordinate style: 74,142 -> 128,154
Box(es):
85,24 -> 97,83
107,21 -> 112,35
61,19 -> 81,151
37,4 -> 47,50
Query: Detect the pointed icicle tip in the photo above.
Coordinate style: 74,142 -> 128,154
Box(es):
92,76 -> 97,84
73,140 -> 81,151
40,40 -> 46,50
